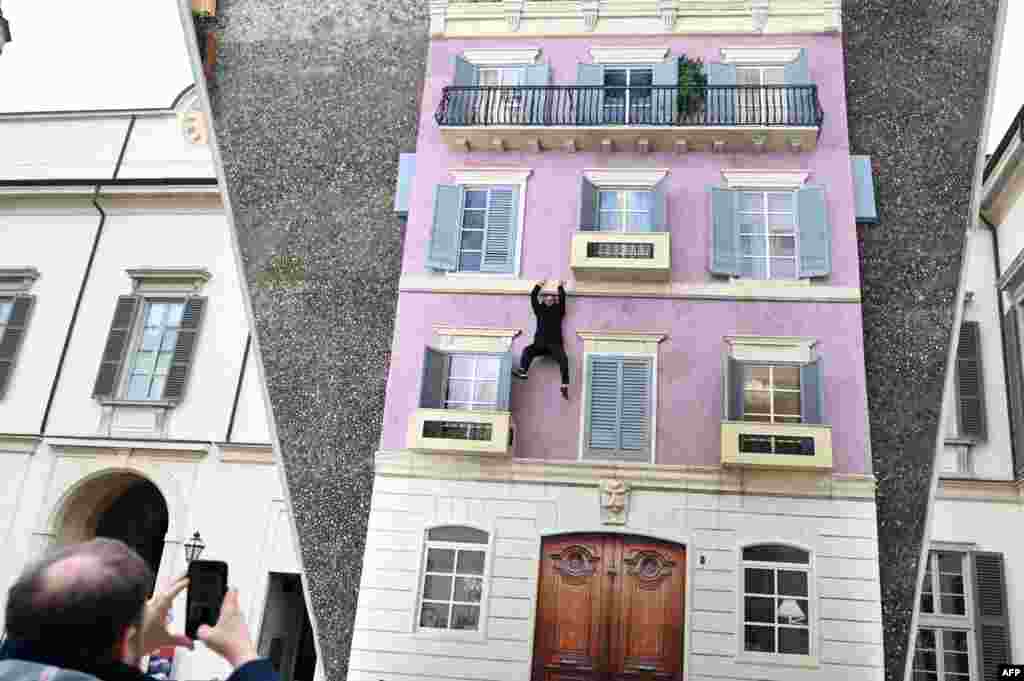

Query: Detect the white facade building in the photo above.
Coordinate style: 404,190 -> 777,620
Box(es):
915,106 -> 1024,681
0,88 -> 317,681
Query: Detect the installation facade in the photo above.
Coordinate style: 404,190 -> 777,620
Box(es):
352,1 -> 884,680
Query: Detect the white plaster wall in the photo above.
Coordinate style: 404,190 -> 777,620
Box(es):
930,496 -> 1024,663
0,206 -> 100,432
348,475 -> 884,681
0,118 -> 129,180
117,115 -> 216,180
230,348 -> 274,444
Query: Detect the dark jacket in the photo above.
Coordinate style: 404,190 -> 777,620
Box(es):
0,639 -> 277,681
530,284 -> 566,346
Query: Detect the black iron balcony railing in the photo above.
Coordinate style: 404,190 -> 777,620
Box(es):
435,85 -> 824,128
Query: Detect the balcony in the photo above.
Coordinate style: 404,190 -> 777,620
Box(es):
435,85 -> 823,153
571,231 -> 671,281
407,408 -> 515,456
720,421 -> 832,470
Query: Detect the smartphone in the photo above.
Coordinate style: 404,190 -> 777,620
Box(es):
185,560 -> 228,640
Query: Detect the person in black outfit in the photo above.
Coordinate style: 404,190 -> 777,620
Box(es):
512,280 -> 570,400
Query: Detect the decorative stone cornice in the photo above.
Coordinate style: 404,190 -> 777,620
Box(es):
589,47 -> 669,64
725,335 -> 818,363
721,169 -> 810,189
434,326 -> 522,338
719,46 -> 803,65
127,267 -> 212,294
461,48 -> 541,65
937,477 -> 1024,504
583,168 -> 669,188
0,268 -> 41,293
577,330 -> 667,344
449,167 -> 533,185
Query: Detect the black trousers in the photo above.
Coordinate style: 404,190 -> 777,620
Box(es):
521,342 -> 570,385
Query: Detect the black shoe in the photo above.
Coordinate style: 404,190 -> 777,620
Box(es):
512,368 -> 529,380
560,385 -> 569,400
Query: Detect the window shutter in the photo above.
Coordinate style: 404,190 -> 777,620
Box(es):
524,63 -> 550,125
727,358 -> 745,420
619,358 -> 653,459
480,186 -> 518,273
427,184 -> 463,271
453,55 -> 479,86
800,358 -> 824,424
576,63 -> 604,125
705,62 -> 737,125
652,56 -> 679,124
709,187 -> 740,276
579,176 -> 599,232
450,57 -> 479,126
0,295 -> 35,400
163,297 -> 207,402
1002,307 -> 1024,477
586,355 -> 622,452
783,49 -> 811,125
419,347 -> 450,409
92,296 -> 141,399
649,176 -> 668,233
972,552 -> 1010,681
796,185 -> 831,278
783,48 -> 810,84
956,322 -> 987,440
496,352 -> 513,410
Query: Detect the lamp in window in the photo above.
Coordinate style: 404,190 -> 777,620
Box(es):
0,8 -> 11,54
183,531 -> 206,563
776,599 -> 806,624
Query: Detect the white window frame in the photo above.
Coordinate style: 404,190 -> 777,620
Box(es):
737,189 -> 799,281
447,168 -> 532,279
736,542 -> 816,664
444,352 -> 501,411
735,65 -> 787,125
742,364 -> 802,424
913,548 -> 976,681
597,188 -> 654,233
477,66 -> 526,124
413,524 -> 494,641
118,298 -> 187,402
0,297 -> 13,340
602,65 -> 654,125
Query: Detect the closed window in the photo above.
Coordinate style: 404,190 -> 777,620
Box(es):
445,354 -> 501,411
743,365 -> 801,424
478,67 -> 524,124
913,628 -> 970,681
419,526 -> 489,632
0,294 -> 35,400
603,67 -> 653,124
428,184 -> 520,275
0,299 -> 12,330
418,347 -> 513,441
738,191 -> 797,280
598,189 -> 653,232
123,301 -> 185,400
742,544 -> 811,656
736,66 -> 786,125
584,354 -> 654,461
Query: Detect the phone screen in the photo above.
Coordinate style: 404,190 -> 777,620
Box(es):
186,561 -> 228,640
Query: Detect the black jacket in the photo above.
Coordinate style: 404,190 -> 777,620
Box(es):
0,639 -> 277,681
531,284 -> 566,345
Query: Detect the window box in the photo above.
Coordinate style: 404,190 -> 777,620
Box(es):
407,408 -> 514,456
720,421 -> 832,470
571,232 -> 671,281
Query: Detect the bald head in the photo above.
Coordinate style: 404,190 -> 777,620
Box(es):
5,538 -> 153,664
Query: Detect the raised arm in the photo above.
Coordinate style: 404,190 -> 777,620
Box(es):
530,283 -> 542,313
557,280 -> 566,314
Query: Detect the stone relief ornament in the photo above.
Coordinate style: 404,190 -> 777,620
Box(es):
600,478 -> 630,525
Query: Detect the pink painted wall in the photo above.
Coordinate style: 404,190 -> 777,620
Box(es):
383,292 -> 870,475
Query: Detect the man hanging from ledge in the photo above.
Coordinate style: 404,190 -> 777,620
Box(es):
512,280 -> 570,400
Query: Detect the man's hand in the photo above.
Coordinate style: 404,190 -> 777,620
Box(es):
197,589 -> 259,669
558,280 -> 565,288
537,280 -> 546,288
139,575 -> 193,655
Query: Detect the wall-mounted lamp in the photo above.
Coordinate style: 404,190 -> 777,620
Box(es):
0,9 -> 12,54
183,531 -> 206,563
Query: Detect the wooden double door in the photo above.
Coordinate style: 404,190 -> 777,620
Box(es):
532,534 -> 686,681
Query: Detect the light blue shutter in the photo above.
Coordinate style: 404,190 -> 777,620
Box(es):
652,56 -> 679,124
649,176 -> 668,233
450,56 -> 479,125
620,358 -> 653,458
481,186 -> 519,273
783,48 -> 810,84
796,186 -> 831,278
851,156 -> 879,224
579,176 -> 599,231
783,49 -> 810,124
453,55 -> 479,86
800,358 -> 824,424
710,187 -> 740,276
420,347 -> 450,409
427,184 -> 463,271
576,63 -> 604,125
525,63 -> 550,125
706,62 -> 737,125
496,352 -> 513,410
727,358 -> 745,420
587,356 -> 622,452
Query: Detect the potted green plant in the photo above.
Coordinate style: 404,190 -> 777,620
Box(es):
677,55 -> 707,124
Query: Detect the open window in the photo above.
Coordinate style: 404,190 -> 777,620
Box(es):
741,544 -> 813,657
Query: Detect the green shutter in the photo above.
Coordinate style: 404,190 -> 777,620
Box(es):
0,295 -> 35,400
705,62 -> 737,125
480,186 -> 518,273
576,63 -> 604,125
496,352 -> 513,410
586,355 -> 622,453
92,296 -> 141,399
956,322 -> 987,440
796,185 -> 831,278
524,63 -> 550,125
163,297 -> 206,402
619,358 -> 653,459
727,358 -> 745,420
800,358 -> 824,424
420,347 -> 450,409
972,552 -> 1010,681
579,176 -> 599,231
710,187 -> 740,276
649,176 -> 668,233
652,56 -> 679,124
1002,307 -> 1024,476
427,184 -> 462,271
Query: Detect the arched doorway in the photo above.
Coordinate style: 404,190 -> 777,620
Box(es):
55,472 -> 170,581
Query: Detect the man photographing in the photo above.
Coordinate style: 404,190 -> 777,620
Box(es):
0,538 -> 276,681
513,280 -> 570,400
